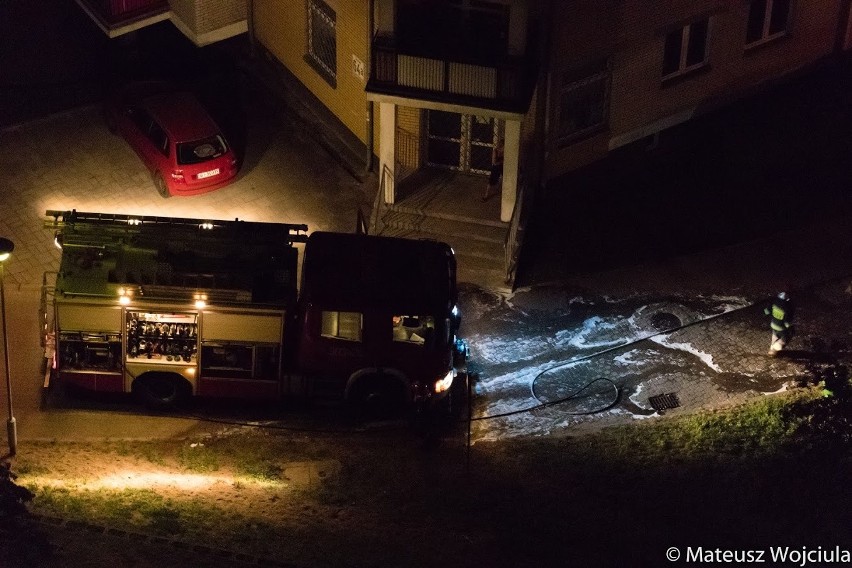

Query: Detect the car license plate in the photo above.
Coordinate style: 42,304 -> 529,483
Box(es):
197,168 -> 220,179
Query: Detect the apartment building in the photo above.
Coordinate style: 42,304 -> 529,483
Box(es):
76,0 -> 852,285
548,1 -> 849,179
250,1 -> 849,220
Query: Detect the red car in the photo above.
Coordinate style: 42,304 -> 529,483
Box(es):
105,83 -> 239,197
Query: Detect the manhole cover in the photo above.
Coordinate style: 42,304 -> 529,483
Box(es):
650,312 -> 682,331
648,392 -> 680,413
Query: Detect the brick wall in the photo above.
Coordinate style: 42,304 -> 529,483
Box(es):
195,0 -> 245,33
254,0 -> 370,144
169,0 -> 196,30
544,0 -> 843,182
169,0 -> 245,41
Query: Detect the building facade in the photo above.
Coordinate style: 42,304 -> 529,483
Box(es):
249,0 -> 850,223
252,0 -> 543,224
76,0 -> 852,285
547,1 -> 848,179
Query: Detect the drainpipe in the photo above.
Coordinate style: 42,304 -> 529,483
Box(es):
246,0 -> 256,58
367,0 -> 376,172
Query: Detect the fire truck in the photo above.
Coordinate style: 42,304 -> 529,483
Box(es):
43,210 -> 466,417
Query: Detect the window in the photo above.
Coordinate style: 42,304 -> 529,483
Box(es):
746,0 -> 791,46
128,109 -> 169,156
148,121 -> 169,156
662,18 -> 709,80
392,315 -> 436,346
321,311 -> 362,341
177,135 -> 227,165
557,60 -> 610,147
307,0 -> 337,87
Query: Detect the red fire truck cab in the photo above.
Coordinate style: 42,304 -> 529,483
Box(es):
43,210 -> 466,416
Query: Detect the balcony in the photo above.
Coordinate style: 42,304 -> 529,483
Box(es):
75,0 -> 169,33
366,35 -> 537,115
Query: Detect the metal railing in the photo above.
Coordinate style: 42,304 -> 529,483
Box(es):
369,164 -> 394,236
355,208 -> 368,235
504,177 -> 529,288
370,36 -> 534,111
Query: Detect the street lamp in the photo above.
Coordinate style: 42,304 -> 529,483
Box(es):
0,237 -> 16,456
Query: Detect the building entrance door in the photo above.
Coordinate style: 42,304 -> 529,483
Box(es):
426,111 -> 500,174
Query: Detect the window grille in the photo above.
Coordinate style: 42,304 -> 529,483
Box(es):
307,0 -> 337,86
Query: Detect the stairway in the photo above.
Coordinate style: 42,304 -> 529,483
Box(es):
375,184 -> 510,292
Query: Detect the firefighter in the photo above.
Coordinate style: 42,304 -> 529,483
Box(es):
764,292 -> 794,356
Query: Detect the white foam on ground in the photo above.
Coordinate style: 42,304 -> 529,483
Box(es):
649,334 -> 723,372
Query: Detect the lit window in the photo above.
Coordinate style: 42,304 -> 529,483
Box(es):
557,60 -> 610,147
662,18 -> 709,80
746,0 -> 791,47
321,311 -> 362,341
392,315 -> 435,346
307,0 -> 337,87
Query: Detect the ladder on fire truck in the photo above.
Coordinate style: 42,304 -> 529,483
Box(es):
45,209 -> 309,242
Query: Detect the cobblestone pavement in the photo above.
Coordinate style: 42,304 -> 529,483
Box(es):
462,274 -> 852,442
0,99 -> 372,291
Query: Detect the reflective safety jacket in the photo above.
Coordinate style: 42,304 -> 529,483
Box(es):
765,298 -> 793,332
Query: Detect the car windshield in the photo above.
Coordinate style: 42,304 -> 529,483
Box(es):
177,135 -> 227,165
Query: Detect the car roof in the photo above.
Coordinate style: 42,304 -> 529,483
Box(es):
142,92 -> 221,142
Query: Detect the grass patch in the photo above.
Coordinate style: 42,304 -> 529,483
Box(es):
31,486 -> 254,539
108,440 -> 168,466
177,443 -> 219,472
471,388 -> 833,482
12,389 -> 850,567
593,389 -> 822,461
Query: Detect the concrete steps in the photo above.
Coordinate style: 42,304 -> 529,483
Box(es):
377,205 -> 510,291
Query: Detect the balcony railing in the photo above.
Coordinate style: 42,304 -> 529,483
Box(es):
368,35 -> 536,114
77,0 -> 169,27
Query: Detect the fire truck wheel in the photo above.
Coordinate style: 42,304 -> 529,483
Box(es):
350,376 -> 405,421
154,174 -> 171,198
134,374 -> 189,410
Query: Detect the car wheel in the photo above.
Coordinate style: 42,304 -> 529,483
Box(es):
154,174 -> 171,198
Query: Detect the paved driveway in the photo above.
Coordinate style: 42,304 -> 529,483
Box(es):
0,96 -> 371,290
0,87 -> 374,443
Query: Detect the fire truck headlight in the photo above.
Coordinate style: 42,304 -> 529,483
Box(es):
118,287 -> 133,305
450,305 -> 462,334
434,369 -> 454,394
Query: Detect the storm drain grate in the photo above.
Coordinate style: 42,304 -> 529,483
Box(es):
651,312 -> 683,331
648,392 -> 681,413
